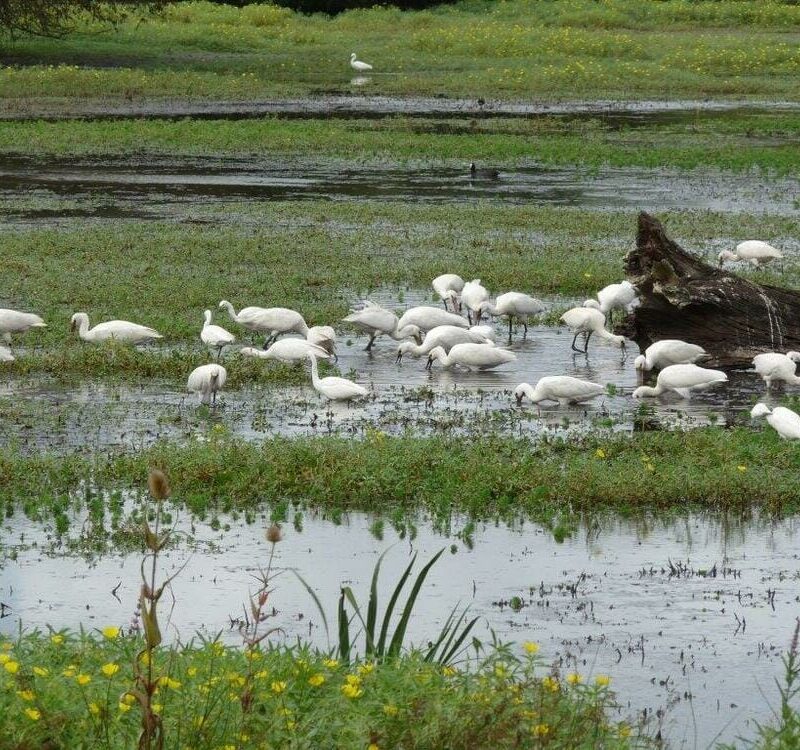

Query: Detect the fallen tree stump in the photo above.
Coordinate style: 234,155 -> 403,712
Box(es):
621,212 -> 795,368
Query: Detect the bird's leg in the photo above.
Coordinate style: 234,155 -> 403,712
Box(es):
212,390 -> 217,408
467,310 -> 473,326
570,332 -> 582,352
507,317 -> 513,342
364,333 -> 376,352
582,331 -> 592,354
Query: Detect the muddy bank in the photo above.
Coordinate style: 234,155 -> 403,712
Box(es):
1,95 -> 797,124
1,153 -> 797,223
2,508 -> 798,747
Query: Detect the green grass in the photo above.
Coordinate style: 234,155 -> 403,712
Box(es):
2,111 -> 799,173
5,427 -> 800,538
1,0 -> 800,104
0,627 -> 636,748
1,206 -> 795,382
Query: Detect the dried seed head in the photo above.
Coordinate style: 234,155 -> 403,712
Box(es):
265,524 -> 283,544
148,469 -> 170,501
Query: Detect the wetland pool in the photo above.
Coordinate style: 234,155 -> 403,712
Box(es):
3,509 -> 800,748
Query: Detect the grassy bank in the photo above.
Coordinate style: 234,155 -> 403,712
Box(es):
4,428 -> 799,535
1,0 -> 799,103
0,629 -> 636,749
1,112 -> 799,174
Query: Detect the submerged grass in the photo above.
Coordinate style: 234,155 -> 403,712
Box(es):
1,112 -> 799,173
3,428 -> 800,531
1,0 -> 800,102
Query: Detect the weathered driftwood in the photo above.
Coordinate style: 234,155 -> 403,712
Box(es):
621,212 -> 795,367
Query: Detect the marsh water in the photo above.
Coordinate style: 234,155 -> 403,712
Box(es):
3,507 -> 800,748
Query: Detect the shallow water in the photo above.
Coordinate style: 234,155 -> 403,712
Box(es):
0,154 -> 796,225
2,508 -> 799,748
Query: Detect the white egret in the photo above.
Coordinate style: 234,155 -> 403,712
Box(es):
426,342 -> 516,371
634,340 -> 707,371
461,279 -> 490,325
514,377 -> 605,406
187,363 -> 227,406
397,306 -> 468,332
480,291 -> 544,339
307,352 -> 368,401
632,364 -> 727,399
560,307 -> 625,355
70,313 -> 162,345
241,340 -> 330,364
201,309 -> 235,359
395,324 -> 493,362
0,309 -> 46,343
432,274 -> 465,312
349,53 -> 373,72
342,301 -> 422,351
752,352 -> 800,388
718,241 -> 783,268
750,403 -> 800,440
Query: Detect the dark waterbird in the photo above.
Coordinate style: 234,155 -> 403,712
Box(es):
469,162 -> 500,180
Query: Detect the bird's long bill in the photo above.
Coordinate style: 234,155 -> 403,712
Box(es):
69,319 -> 76,332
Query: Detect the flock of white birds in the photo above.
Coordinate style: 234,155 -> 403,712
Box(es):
0,239 -> 795,438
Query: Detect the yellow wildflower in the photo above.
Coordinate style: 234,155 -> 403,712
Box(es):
118,702 -> 132,713
383,703 -> 398,716
308,673 -> 325,687
62,666 -> 77,678
566,672 -> 583,685
17,689 -> 35,701
76,674 -> 92,686
494,664 -> 508,678
619,723 -> 631,738
271,681 -> 287,694
595,674 -> 611,687
50,634 -> 64,645
89,702 -> 100,715
442,666 -> 456,676
152,703 -> 163,714
187,667 -> 198,678
286,720 -> 296,730
4,660 -> 19,674
25,708 -> 41,721
523,641 -> 540,655
101,663 -> 120,678
341,683 -> 363,699
345,674 -> 361,686
323,658 -> 339,668
737,465 -> 747,473
255,670 -> 268,680
358,662 -> 374,676
33,667 -> 48,677
121,693 -> 136,706
541,676 -> 559,692
102,626 -> 120,640
0,653 -> 9,664
369,745 -> 380,750
595,448 -> 606,459
532,723 -> 550,736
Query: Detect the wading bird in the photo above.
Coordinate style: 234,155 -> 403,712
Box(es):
307,352 -> 368,401
750,403 -> 800,440
219,301 -> 317,348
634,340 -> 707,371
718,241 -> 783,268
752,352 -> 800,389
201,309 -> 235,359
187,363 -> 227,406
342,301 -> 422,351
432,274 -> 465,313
241,339 -> 331,364
70,313 -> 162,345
426,342 -> 516,371
480,292 -> 544,339
0,308 -> 46,344
560,307 -> 625,355
395,324 -> 493,362
514,377 -> 605,406
583,280 -> 638,325
632,364 -> 727,399
460,279 -> 490,325
469,163 -> 500,180
349,53 -> 373,72
397,306 -> 468,332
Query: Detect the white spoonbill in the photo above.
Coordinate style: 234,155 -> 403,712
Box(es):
514,377 -> 605,406
632,364 -> 727,399
307,325 -> 336,358
0,345 -> 14,362
752,352 -> 800,388
560,307 -> 625,355
583,281 -> 638,324
634,339 -> 707,371
426,342 -> 516,371
219,301 -> 312,347
432,274 -> 465,312
397,306 -> 468,333
201,309 -> 235,359
718,241 -> 783,268
308,352 -> 368,401
481,292 -> 544,339
342,301 -> 422,351
395,324 -> 493,362
460,279 -> 490,325
0,309 -> 46,343
349,53 -> 372,72
750,403 -> 800,440
70,312 -> 162,345
187,363 -> 227,406
241,339 -> 331,364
